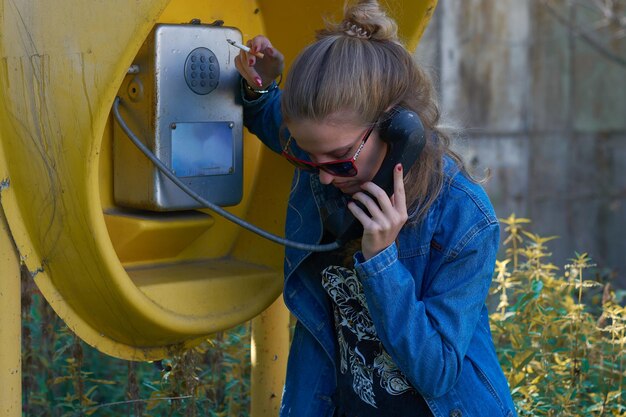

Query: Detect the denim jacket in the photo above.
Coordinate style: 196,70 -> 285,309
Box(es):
242,85 -> 517,417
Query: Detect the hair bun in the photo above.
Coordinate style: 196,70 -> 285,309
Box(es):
341,21 -> 371,39
317,0 -> 399,43
343,0 -> 398,41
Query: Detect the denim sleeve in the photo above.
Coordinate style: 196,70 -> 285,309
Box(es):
354,222 -> 500,399
241,78 -> 284,154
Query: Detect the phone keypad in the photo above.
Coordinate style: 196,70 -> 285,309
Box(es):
184,47 -> 219,95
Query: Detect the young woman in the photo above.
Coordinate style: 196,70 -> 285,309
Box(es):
235,1 -> 516,416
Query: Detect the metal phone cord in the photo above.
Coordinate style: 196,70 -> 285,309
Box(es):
112,96 -> 340,252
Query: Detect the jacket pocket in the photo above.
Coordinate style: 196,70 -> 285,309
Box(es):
468,357 -> 515,417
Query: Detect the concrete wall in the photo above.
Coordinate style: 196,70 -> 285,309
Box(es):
415,0 -> 626,285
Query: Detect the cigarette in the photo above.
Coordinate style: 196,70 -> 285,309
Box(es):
226,39 -> 265,59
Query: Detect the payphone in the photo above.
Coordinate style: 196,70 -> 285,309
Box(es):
114,21 -> 243,211
112,21 -> 427,252
112,21 -> 343,252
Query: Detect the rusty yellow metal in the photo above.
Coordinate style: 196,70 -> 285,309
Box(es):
258,0 -> 437,60
0,200 -> 21,417
251,296 -> 291,417
0,0 -> 286,361
0,0 -> 436,412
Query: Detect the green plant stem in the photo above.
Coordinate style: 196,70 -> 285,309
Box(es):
578,267 -> 583,305
72,335 -> 85,414
513,235 -> 518,271
84,395 -> 193,413
617,334 -> 626,405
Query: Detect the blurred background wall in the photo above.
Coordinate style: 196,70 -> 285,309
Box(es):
415,0 -> 626,287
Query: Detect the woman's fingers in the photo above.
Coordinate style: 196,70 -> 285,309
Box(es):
234,52 -> 262,87
246,39 -> 258,67
234,35 -> 285,89
246,36 -> 285,84
393,163 -> 408,217
248,35 -> 272,54
351,191 -> 386,223
357,164 -> 407,217
247,36 -> 274,67
350,165 -> 409,260
347,201 -> 374,228
358,183 -> 394,214
266,46 -> 285,67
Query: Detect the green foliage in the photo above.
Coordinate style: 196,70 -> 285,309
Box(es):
21,273 -> 251,417
21,213 -> 626,415
491,214 -> 626,416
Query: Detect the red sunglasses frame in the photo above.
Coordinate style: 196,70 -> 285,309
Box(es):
280,123 -> 376,177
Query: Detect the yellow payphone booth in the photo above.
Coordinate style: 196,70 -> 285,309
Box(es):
0,0 -> 437,415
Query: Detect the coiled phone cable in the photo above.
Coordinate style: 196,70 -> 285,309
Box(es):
113,97 -> 340,252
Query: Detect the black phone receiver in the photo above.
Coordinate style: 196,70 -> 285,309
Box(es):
322,107 -> 427,245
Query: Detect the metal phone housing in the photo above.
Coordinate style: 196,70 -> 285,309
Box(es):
113,22 -> 243,211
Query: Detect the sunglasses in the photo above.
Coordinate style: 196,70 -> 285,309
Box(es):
281,123 -> 376,177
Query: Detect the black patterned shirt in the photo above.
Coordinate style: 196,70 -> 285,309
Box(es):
321,265 -> 433,417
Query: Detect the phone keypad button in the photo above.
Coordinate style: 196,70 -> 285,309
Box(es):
184,47 -> 219,95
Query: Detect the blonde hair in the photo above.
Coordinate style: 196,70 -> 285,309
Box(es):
282,0 -> 468,221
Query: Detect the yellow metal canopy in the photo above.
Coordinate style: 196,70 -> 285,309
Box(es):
0,0 -> 437,360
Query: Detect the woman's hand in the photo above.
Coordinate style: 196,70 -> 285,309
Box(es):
348,164 -> 409,260
234,35 -> 284,91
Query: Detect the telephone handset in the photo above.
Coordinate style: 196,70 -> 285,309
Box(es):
321,107 -> 427,246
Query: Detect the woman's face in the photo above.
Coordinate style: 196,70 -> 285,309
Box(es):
286,110 -> 388,195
